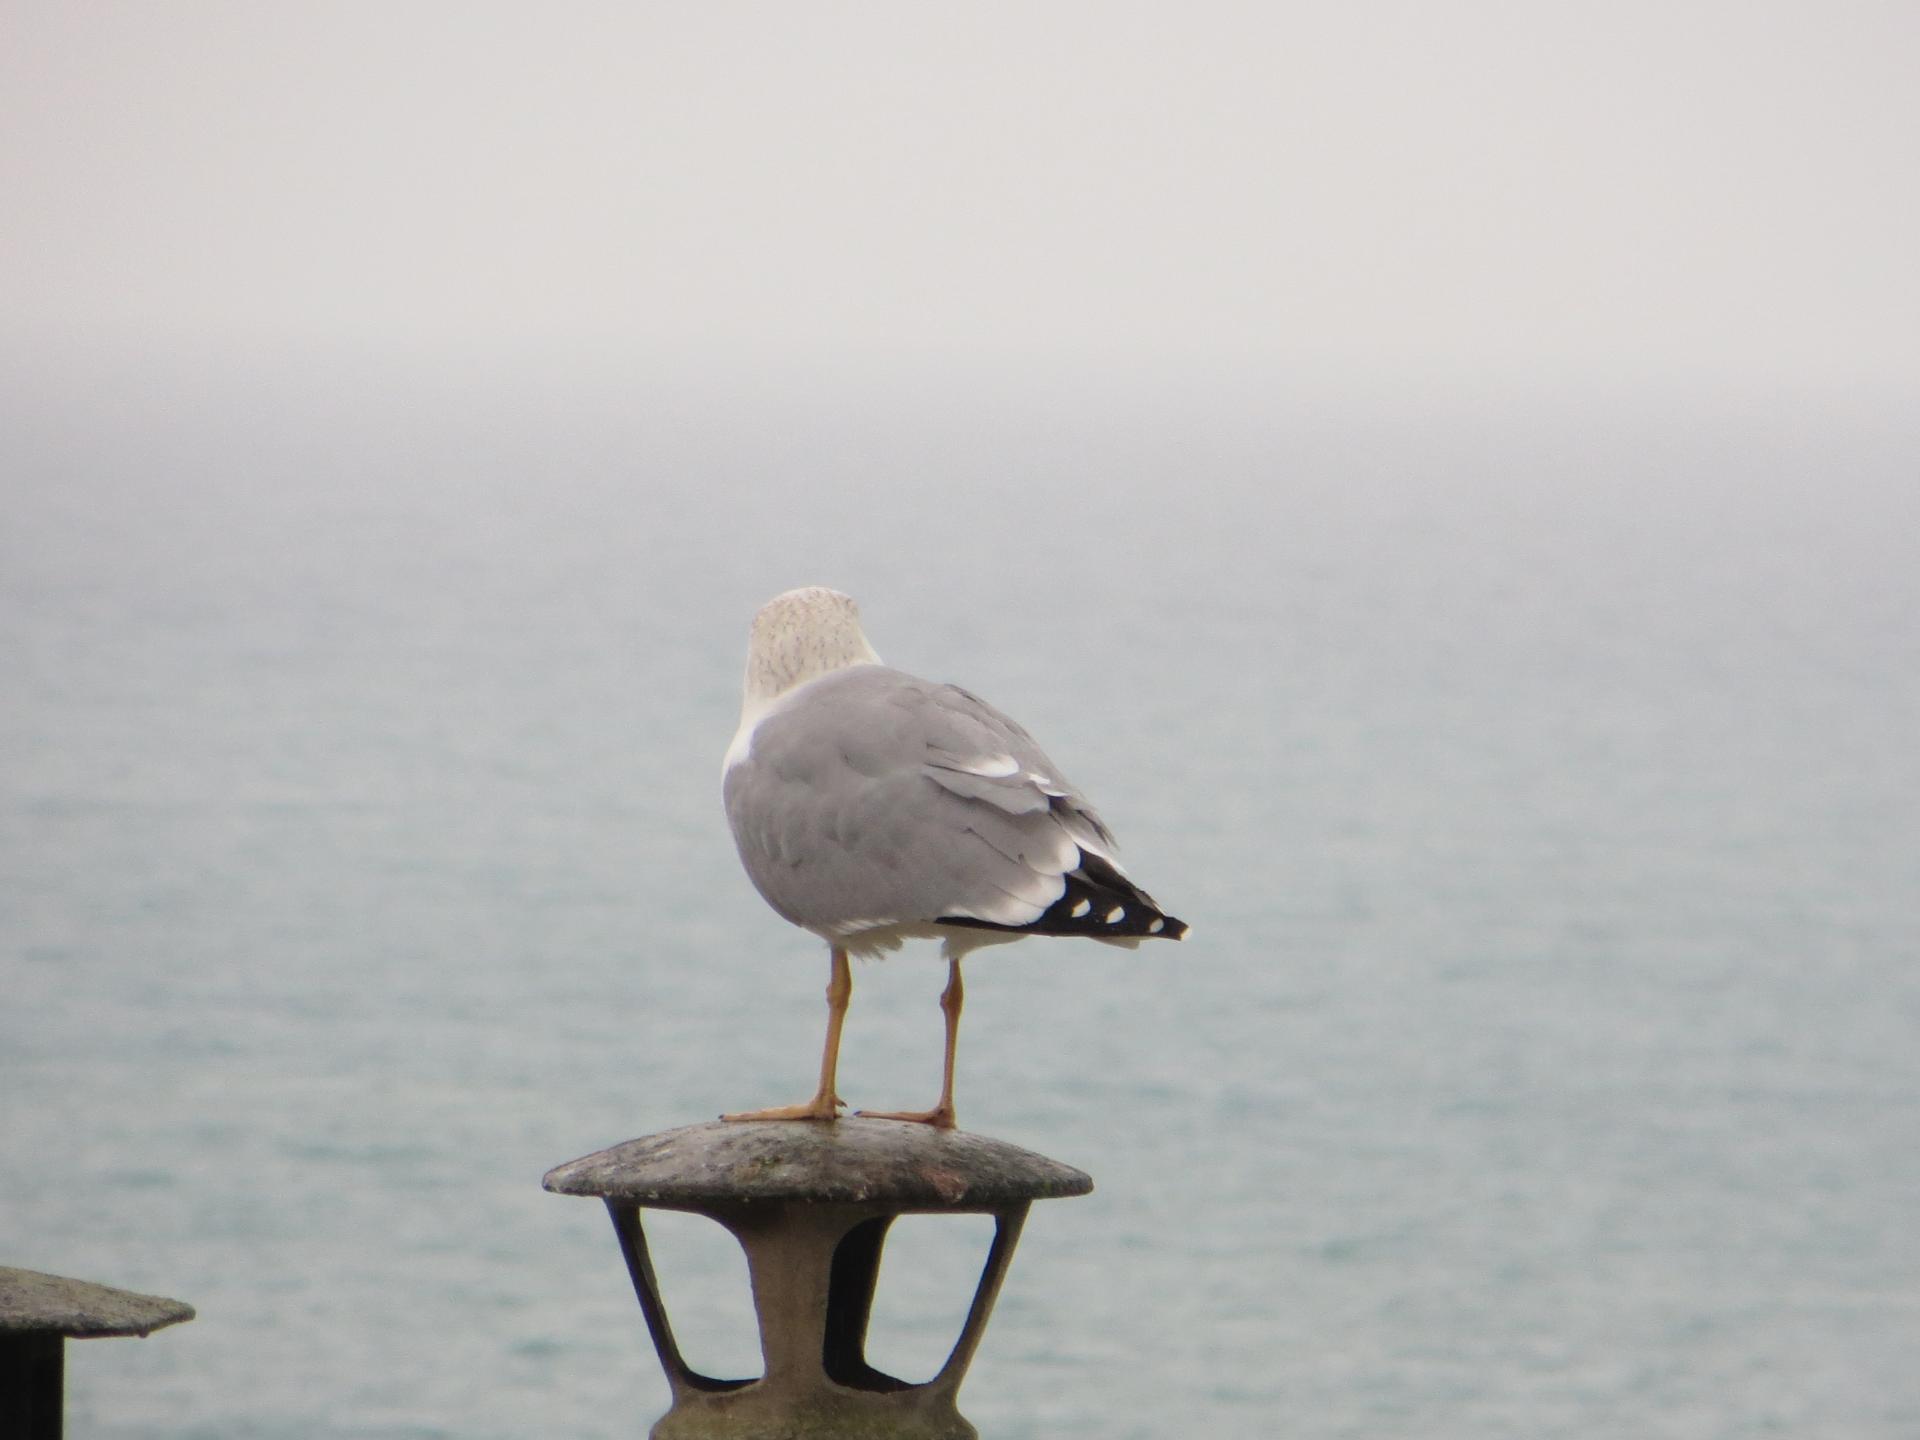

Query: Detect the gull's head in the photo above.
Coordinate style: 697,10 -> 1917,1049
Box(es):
741,586 -> 883,712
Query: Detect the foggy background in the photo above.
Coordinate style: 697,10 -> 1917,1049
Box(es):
5,3 -> 1916,395
4,6 -> 1917,1439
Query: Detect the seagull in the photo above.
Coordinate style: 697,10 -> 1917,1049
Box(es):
720,586 -> 1187,1129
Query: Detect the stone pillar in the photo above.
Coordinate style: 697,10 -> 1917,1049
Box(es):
0,1266 -> 195,1440
545,1118 -> 1091,1440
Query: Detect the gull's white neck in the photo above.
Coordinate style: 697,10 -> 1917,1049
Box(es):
724,587 -> 882,772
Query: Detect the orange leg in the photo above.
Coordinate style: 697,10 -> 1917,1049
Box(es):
859,958 -> 962,1130
724,947 -> 850,1122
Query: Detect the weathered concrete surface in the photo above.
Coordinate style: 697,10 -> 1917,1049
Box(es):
543,1117 -> 1092,1211
0,1267 -> 195,1338
546,1120 -> 1093,1438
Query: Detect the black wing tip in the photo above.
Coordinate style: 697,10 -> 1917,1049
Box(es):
941,907 -> 1188,941
939,857 -> 1188,942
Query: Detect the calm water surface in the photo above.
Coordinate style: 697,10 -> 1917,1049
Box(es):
3,354 -> 1916,1438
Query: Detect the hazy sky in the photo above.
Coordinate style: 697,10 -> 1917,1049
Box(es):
4,3 -> 1916,396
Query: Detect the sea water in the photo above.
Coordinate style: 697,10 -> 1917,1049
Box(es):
3,352 -> 1916,1438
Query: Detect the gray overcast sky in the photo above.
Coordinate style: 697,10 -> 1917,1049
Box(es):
4,2 -> 1916,396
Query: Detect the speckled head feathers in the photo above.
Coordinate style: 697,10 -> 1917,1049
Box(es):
741,587 -> 884,712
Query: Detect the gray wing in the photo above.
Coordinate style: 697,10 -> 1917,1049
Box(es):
723,665 -> 1125,935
